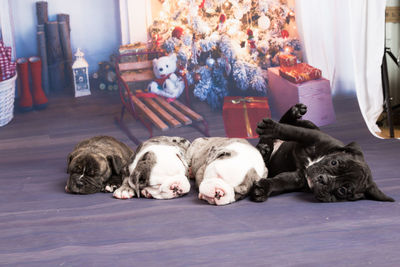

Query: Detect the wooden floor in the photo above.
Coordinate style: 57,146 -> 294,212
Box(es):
376,111 -> 400,139
0,90 -> 400,266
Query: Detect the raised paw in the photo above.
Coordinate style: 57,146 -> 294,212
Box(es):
113,185 -> 135,199
256,118 -> 279,138
291,103 -> 307,120
250,178 -> 271,202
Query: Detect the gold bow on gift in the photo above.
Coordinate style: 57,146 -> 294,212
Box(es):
231,97 -> 268,138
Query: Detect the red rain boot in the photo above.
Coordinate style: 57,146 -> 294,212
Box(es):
16,58 -> 33,112
29,56 -> 48,109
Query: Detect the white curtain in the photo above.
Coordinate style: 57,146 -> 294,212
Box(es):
296,0 -> 386,137
0,0 -> 15,59
119,0 -> 153,45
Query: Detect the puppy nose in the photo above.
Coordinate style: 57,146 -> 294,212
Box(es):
159,67 -> 164,72
76,180 -> 84,187
317,175 -> 327,185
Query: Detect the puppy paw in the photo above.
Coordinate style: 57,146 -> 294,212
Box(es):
141,188 -> 153,198
113,185 -> 135,199
102,184 -> 118,193
199,188 -> 225,205
170,183 -> 185,196
250,178 -> 271,202
291,103 -> 307,119
198,180 -> 235,206
256,118 -> 279,139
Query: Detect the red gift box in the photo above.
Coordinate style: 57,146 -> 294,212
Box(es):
223,96 -> 271,139
279,63 -> 322,83
278,54 -> 297,67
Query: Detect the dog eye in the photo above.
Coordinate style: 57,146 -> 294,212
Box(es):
331,160 -> 338,166
336,186 -> 347,197
166,64 -> 169,68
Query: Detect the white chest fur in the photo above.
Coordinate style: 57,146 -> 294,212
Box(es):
203,142 -> 267,187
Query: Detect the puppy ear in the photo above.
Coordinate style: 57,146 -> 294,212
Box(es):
365,181 -> 394,202
329,142 -> 364,159
342,142 -> 364,158
107,155 -> 123,175
66,153 -> 74,173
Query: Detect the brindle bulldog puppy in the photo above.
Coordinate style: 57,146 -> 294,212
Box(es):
187,137 -> 268,205
113,136 -> 191,200
251,104 -> 394,203
66,136 -> 133,194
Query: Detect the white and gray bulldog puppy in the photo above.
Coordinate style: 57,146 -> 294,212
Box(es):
113,136 -> 191,200
187,137 -> 268,205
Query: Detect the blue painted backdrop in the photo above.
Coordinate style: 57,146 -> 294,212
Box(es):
11,0 -> 121,73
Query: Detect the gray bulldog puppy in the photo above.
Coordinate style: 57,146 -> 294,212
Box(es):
187,137 -> 268,205
251,104 -> 394,203
66,136 -> 133,194
113,136 -> 191,200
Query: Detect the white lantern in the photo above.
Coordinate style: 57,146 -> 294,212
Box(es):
72,48 -> 91,97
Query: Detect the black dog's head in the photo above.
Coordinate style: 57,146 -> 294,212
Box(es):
66,153 -> 123,194
305,142 -> 394,202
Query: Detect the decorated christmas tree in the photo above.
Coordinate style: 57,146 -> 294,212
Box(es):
149,0 -> 301,109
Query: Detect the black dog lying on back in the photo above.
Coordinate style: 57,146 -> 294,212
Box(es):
251,104 -> 394,202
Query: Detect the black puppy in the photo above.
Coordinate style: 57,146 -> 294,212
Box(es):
251,104 -> 394,202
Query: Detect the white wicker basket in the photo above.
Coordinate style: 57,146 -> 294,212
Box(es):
0,74 -> 17,127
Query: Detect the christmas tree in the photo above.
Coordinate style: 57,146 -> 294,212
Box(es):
149,0 -> 301,109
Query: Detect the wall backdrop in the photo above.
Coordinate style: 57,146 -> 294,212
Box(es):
10,0 -> 121,73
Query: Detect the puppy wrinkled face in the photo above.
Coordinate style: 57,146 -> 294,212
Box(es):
305,152 -> 369,202
66,154 -> 110,194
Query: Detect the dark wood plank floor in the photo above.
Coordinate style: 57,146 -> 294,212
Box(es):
0,90 -> 399,266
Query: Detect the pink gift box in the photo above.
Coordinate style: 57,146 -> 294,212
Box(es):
267,67 -> 335,127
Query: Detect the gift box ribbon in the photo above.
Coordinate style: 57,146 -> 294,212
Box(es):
231,97 -> 268,138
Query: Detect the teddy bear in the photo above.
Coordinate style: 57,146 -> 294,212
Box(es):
147,53 -> 185,99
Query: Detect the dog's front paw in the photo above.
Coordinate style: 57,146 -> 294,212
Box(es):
102,184 -> 119,193
113,185 -> 135,199
256,118 -> 279,139
291,103 -> 307,119
250,178 -> 272,202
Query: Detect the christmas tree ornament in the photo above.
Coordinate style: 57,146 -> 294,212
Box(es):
247,29 -> 256,51
258,14 -> 271,30
194,72 -> 201,83
281,29 -> 289,39
199,0 -> 206,9
217,13 -> 227,32
206,57 -> 215,68
172,26 -> 184,39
